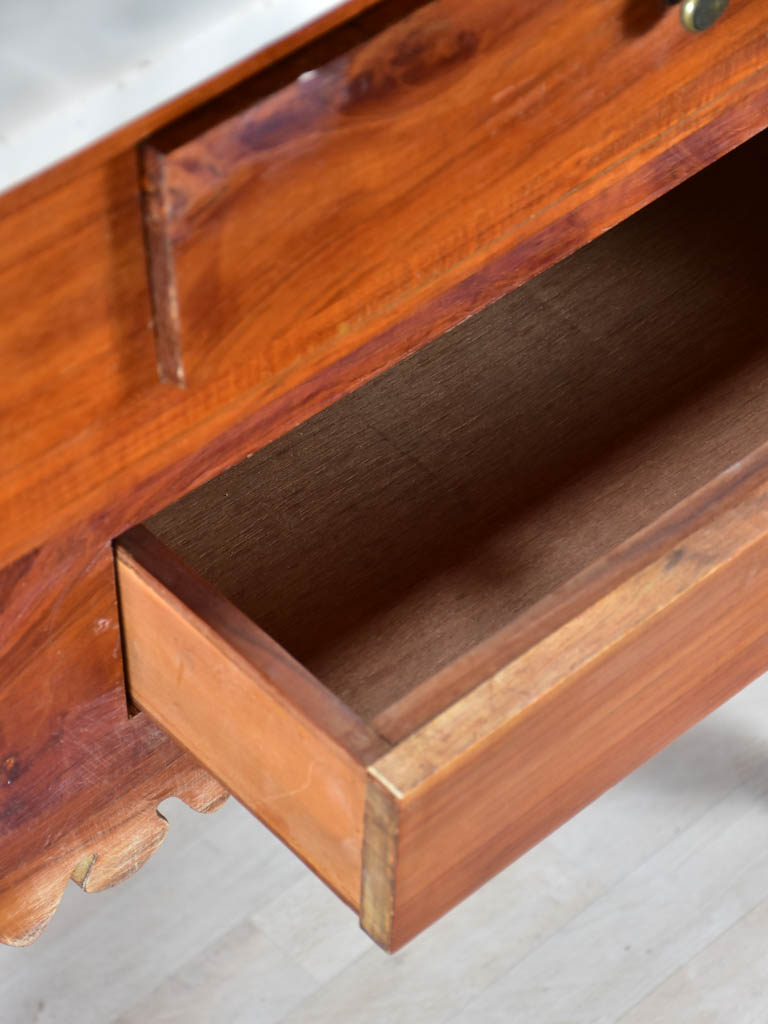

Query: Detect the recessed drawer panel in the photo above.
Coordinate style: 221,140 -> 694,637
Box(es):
119,137 -> 768,949
141,0 -> 768,387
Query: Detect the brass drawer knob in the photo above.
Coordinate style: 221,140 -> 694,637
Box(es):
680,0 -> 730,32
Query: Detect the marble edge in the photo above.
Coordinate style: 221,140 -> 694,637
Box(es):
0,0 -> 342,198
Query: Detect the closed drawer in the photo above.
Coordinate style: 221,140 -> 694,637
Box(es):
141,0 -> 768,387
119,135 -> 768,950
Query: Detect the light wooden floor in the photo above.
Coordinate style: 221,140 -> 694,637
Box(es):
3,672 -> 768,1023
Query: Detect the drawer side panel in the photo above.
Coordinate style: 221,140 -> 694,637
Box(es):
116,528 -> 385,908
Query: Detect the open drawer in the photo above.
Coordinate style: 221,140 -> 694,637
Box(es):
117,133 -> 768,951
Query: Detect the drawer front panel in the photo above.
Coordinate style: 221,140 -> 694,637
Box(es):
142,0 -> 768,386
362,481 -> 768,949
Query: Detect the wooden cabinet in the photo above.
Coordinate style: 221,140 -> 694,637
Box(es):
1,0 -> 768,952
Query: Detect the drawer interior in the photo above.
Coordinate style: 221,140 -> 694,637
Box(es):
148,131 -> 767,724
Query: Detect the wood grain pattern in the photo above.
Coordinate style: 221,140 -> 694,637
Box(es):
142,0 -> 768,386
116,527 -> 388,909
362,482 -> 768,948
0,531 -> 227,946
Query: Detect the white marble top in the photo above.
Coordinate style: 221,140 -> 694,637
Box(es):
0,0 -> 343,196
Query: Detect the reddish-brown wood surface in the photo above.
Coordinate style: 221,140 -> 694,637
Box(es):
0,530 -> 226,945
0,80 -> 766,579
362,478 -> 768,949
116,527 -> 387,907
142,0 -> 768,385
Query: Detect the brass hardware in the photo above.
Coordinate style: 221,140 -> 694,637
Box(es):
680,0 -> 730,32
